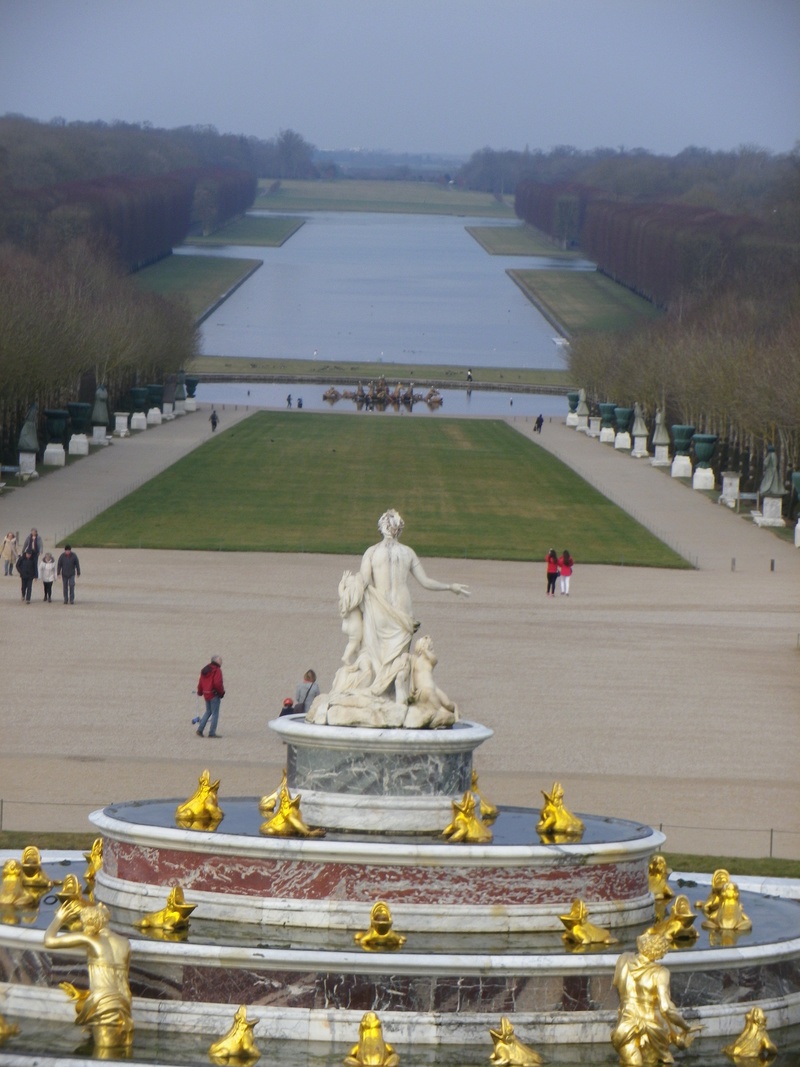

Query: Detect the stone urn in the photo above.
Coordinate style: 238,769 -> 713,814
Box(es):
598,402 -> 617,444
66,401 -> 92,435
185,376 -> 199,399
691,433 -> 718,490
613,407 -> 633,451
566,391 -> 580,427
671,424 -> 695,478
43,409 -> 69,445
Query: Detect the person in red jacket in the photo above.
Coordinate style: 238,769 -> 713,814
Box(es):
196,654 -> 225,738
545,549 -> 559,597
558,550 -> 574,596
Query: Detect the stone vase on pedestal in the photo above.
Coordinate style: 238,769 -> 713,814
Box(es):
566,391 -> 580,427
598,402 -> 617,444
671,425 -> 695,478
691,433 -> 718,490
613,407 -> 633,451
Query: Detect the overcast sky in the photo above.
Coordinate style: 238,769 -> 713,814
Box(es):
1,0 -> 797,158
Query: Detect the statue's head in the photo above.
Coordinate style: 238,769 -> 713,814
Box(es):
80,902 -> 110,934
378,510 -> 404,539
359,1012 -> 382,1038
711,868 -> 730,891
636,932 -> 669,961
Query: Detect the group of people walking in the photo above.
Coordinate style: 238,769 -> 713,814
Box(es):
2,527 -> 81,604
545,549 -> 574,597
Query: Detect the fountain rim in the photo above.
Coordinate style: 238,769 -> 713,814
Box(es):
89,806 -> 666,865
269,715 -> 494,752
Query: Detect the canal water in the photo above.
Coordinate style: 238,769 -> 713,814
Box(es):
180,211 -> 593,370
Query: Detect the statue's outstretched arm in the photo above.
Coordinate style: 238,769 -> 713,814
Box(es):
410,555 -> 470,596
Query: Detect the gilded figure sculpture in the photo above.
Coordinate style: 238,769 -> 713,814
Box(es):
135,885 -> 197,931
647,855 -> 673,901
56,875 -> 93,926
0,1011 -> 20,1043
43,900 -> 133,1053
721,1007 -> 778,1062
442,789 -> 493,843
559,898 -> 618,946
209,1004 -> 261,1063
344,1011 -> 400,1067
258,768 -> 287,815
471,769 -> 498,822
175,769 -> 224,830
20,845 -> 58,891
260,779 -> 324,837
696,868 -> 730,920
488,1016 -> 544,1066
536,782 -> 584,839
701,881 -> 752,932
646,895 -> 698,944
0,859 -> 38,909
355,901 -> 407,951
611,932 -> 702,1066
83,838 -> 103,886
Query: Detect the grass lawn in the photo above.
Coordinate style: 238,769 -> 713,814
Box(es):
68,413 -> 685,567
188,355 -> 572,389
185,215 -> 305,247
510,268 -> 662,336
254,178 -> 515,217
134,254 -> 262,319
467,224 -> 577,259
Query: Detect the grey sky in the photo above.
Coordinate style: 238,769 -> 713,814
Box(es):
1,0 -> 797,157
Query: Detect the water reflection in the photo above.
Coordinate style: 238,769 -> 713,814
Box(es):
197,381 -> 567,420
181,211 -> 592,369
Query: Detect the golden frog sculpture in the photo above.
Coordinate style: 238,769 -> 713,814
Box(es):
647,854 -> 673,901
536,781 -> 584,839
135,885 -> 197,931
471,768 -> 498,822
355,901 -> 407,952
721,1006 -> 777,1062
647,894 -> 699,944
260,778 -> 324,838
559,898 -> 618,946
488,1015 -> 544,1066
175,769 -> 224,830
442,789 -> 493,843
209,1004 -> 261,1063
702,880 -> 752,932
344,1011 -> 399,1067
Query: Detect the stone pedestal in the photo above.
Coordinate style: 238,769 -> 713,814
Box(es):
720,471 -> 740,508
130,412 -> 147,431
692,466 -> 715,490
754,497 -> 785,527
587,416 -> 601,438
631,435 -> 650,458
185,397 -> 197,413
113,412 -> 129,436
162,401 -> 175,420
174,399 -> 186,416
599,426 -> 616,444
19,452 -> 37,476
68,433 -> 89,456
671,455 -> 692,478
651,444 -> 670,467
795,520 -> 800,548
92,424 -> 110,446
270,717 -> 493,833
614,431 -> 631,451
42,443 -> 65,467
565,411 -> 579,427
146,407 -> 162,426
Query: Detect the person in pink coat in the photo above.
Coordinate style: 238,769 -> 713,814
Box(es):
546,549 -> 559,597
558,550 -> 574,595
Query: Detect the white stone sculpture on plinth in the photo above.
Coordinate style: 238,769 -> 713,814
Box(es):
68,434 -> 89,456
753,446 -> 786,527
575,389 -> 589,433
43,443 -> 65,467
307,510 -> 470,729
630,403 -> 650,458
719,472 -> 740,508
130,412 -> 147,431
650,409 -> 671,467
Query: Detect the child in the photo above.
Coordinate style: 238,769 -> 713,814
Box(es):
39,551 -> 56,602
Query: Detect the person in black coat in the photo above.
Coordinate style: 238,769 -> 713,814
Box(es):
16,548 -> 36,604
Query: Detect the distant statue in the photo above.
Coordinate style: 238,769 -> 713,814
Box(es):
759,445 -> 785,497
611,933 -> 702,1066
307,510 -> 469,728
44,900 -> 133,1053
652,408 -> 670,448
17,403 -> 39,454
632,403 -> 648,438
91,386 -> 110,428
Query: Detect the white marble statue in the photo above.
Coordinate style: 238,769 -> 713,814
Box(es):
307,510 -> 469,728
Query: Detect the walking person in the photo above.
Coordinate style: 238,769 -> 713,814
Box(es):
294,669 -> 320,714
196,654 -> 225,738
1,532 -> 18,576
546,549 -> 559,598
57,544 -> 81,604
209,409 -> 219,432
22,528 -> 42,575
39,551 -> 56,602
15,548 -> 36,604
558,550 -> 574,596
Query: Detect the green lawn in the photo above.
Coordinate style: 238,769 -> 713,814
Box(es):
188,355 -> 571,390
467,224 -> 577,258
134,254 -> 262,319
69,413 -> 686,567
509,268 -> 662,336
185,215 -> 305,247
254,178 -> 515,217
